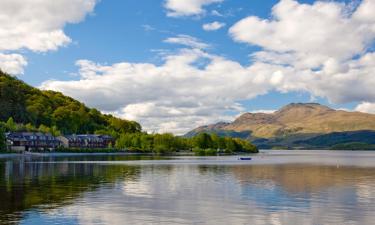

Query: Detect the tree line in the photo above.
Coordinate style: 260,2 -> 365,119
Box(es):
115,132 -> 258,154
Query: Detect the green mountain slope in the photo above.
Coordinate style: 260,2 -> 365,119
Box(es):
0,71 -> 141,135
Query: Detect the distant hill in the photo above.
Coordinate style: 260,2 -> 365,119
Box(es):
295,130 -> 375,148
0,71 -> 141,135
186,103 -> 375,149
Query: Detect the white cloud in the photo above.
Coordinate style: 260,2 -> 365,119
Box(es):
164,35 -> 210,49
164,0 -> 223,17
0,0 -> 98,75
250,110 -> 276,114
0,53 -> 27,75
0,0 -> 98,52
230,0 -> 375,69
355,102 -> 375,114
211,10 -> 223,17
142,24 -> 155,32
203,21 -> 226,31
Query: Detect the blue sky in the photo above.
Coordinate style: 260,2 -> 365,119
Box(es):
1,0 -> 374,133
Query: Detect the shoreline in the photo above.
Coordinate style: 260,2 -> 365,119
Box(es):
0,150 -> 258,158
0,152 -> 154,158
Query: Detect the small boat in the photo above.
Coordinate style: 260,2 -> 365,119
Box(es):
238,157 -> 252,160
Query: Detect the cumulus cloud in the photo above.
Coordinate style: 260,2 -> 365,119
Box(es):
0,53 -> 27,75
164,0 -> 223,17
164,35 -> 210,49
250,110 -> 276,114
230,0 -> 375,69
355,102 -> 375,114
0,0 -> 97,52
0,0 -> 98,75
202,21 -> 226,31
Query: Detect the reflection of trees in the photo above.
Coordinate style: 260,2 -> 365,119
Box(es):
231,164 -> 375,193
0,157 -> 141,224
198,165 -> 229,176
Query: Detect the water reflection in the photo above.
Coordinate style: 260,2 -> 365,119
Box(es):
0,156 -> 141,224
0,151 -> 374,225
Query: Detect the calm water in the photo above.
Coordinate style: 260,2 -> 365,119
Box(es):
0,150 -> 374,225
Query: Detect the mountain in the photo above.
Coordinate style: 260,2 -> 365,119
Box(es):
186,103 -> 375,149
0,71 -> 141,135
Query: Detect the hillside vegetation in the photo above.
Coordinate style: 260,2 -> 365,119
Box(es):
0,71 -> 141,136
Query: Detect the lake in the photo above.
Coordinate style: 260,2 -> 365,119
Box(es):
0,150 -> 374,225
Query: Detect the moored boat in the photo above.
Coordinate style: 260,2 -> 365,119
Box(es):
238,157 -> 252,160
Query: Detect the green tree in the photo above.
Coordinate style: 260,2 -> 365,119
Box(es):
140,134 -> 153,151
193,133 -> 213,149
50,126 -> 61,137
153,133 -> 175,153
25,123 -> 37,132
224,138 -> 237,153
0,124 -> 6,151
5,117 -> 17,131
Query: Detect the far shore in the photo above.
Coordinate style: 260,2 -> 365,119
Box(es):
0,152 -> 152,158
0,150 -> 260,158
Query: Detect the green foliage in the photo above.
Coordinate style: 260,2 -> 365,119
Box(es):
193,133 -> 213,149
6,117 -> 16,131
192,148 -> 217,156
0,124 -> 6,151
331,142 -> 375,150
116,132 -> 258,154
0,71 -> 141,135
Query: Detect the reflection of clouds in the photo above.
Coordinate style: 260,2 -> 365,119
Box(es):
269,213 -> 282,225
36,163 -> 375,225
356,182 -> 375,204
122,180 -> 153,198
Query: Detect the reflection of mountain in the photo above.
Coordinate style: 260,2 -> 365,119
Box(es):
0,156 -> 140,224
231,165 -> 375,193
230,164 -> 375,213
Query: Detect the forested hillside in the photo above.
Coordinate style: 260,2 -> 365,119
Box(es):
0,71 -> 141,135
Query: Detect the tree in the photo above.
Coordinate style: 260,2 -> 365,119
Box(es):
25,123 -> 37,132
50,126 -> 61,137
140,134 -> 153,151
153,133 -> 175,153
224,138 -> 237,153
5,117 -> 17,131
193,133 -> 213,149
0,124 -> 6,151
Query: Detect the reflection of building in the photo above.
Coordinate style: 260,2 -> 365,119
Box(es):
6,132 -> 61,152
57,134 -> 114,149
6,133 -> 115,151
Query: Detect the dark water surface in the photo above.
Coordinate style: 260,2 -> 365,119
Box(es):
0,150 -> 374,225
